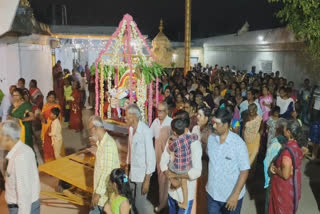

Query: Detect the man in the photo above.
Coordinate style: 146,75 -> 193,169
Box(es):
160,111 -> 202,213
88,116 -> 120,213
0,120 -> 40,214
125,104 -> 156,214
150,102 -> 172,212
207,108 -> 250,213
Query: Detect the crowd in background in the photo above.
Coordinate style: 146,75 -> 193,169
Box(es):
0,60 -> 319,214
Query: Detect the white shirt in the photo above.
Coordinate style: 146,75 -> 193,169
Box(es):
150,115 -> 172,139
127,121 -> 156,182
5,141 -> 40,214
313,87 -> 320,110
0,94 -> 12,122
160,139 -> 202,202
276,96 -> 294,114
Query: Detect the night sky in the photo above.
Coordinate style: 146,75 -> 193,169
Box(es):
29,0 -> 284,41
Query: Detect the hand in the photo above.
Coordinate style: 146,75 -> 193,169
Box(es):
167,170 -> 178,179
104,203 -> 112,214
91,193 -> 100,207
270,163 -> 277,175
302,147 -> 309,156
225,193 -> 239,211
141,176 -> 150,195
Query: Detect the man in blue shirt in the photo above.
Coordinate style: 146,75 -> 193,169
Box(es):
207,108 -> 250,214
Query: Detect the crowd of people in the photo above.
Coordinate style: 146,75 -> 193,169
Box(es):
0,60 -> 319,214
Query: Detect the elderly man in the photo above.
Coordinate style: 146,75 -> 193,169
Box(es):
125,104 -> 156,214
0,120 -> 40,214
88,116 -> 120,214
150,102 -> 172,212
160,112 -> 202,214
207,108 -> 250,213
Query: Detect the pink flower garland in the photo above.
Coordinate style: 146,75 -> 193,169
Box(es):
156,77 -> 159,108
94,19 -> 125,115
124,15 -> 134,104
148,82 -> 153,127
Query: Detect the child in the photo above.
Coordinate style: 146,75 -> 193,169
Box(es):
49,107 -> 63,159
167,118 -> 198,209
104,168 -> 132,214
266,106 -> 280,148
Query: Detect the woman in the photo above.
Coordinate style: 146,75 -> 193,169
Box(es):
276,87 -> 294,119
9,88 -> 34,148
69,81 -> 83,131
64,78 -> 73,122
192,107 -> 212,214
243,103 -> 263,166
213,86 -> 222,108
171,93 -> 185,117
184,100 -> 197,131
29,79 -> 44,112
263,118 -> 288,213
268,120 -> 305,214
39,91 -> 64,162
240,81 -> 247,97
259,85 -> 273,122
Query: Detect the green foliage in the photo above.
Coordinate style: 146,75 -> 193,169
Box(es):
269,0 -> 320,61
137,58 -> 164,84
90,59 -> 164,84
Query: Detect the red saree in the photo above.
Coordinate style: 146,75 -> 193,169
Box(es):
69,89 -> 83,131
268,140 -> 303,214
41,103 -> 61,163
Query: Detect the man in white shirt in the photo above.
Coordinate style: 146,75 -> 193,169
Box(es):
150,102 -> 172,212
160,114 -> 202,213
0,120 -> 40,214
125,104 -> 156,214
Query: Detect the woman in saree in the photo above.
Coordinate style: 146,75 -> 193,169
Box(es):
39,91 -> 63,163
191,107 -> 212,214
29,79 -> 44,112
8,88 -> 35,148
69,81 -> 83,131
243,103 -> 263,166
268,120 -> 305,214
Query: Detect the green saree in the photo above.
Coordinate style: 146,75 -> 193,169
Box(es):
9,102 -> 33,148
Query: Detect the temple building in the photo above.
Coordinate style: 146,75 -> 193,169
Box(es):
0,0 -> 53,95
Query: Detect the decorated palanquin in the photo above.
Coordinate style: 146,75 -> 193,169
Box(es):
93,13 -> 164,126
38,14 -> 163,206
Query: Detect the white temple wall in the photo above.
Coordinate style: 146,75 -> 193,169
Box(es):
0,42 -> 52,97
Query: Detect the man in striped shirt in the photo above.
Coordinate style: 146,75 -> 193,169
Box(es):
88,116 -> 120,214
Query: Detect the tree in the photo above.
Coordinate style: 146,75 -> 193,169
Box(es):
269,0 -> 320,62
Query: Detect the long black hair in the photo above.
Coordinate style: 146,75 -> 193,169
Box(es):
110,168 -> 133,205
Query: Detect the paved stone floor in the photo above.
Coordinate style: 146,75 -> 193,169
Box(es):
0,109 -> 319,213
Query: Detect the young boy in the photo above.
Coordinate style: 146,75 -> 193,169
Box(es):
49,107 -> 63,159
167,118 -> 197,209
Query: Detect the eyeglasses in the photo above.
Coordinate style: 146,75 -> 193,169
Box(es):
157,109 -> 166,113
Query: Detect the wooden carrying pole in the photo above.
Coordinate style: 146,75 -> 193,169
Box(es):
184,0 -> 191,76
